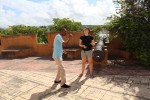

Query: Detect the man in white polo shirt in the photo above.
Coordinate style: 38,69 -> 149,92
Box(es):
52,28 -> 72,88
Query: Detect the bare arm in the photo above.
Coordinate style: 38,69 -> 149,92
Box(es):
90,40 -> 95,47
63,38 -> 70,45
63,34 -> 72,46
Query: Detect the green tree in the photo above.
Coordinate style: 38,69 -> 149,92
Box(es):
106,0 -> 150,66
0,25 -> 48,43
0,28 -> 6,35
48,18 -> 82,32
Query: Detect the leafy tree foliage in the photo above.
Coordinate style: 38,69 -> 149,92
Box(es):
48,18 -> 82,32
0,18 -> 104,44
0,25 -> 48,43
105,0 -> 150,66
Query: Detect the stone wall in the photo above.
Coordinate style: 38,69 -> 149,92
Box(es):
0,34 -> 37,57
0,32 -> 89,57
0,32 -> 130,59
107,37 -> 130,59
0,36 -> 2,55
1,34 -> 36,49
35,44 -> 50,56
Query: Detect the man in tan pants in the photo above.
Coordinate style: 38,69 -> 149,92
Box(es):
52,28 -> 72,88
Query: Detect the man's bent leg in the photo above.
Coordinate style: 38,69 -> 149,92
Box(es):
55,65 -> 61,81
54,59 -> 66,86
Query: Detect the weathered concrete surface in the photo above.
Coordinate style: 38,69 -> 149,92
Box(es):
0,57 -> 150,100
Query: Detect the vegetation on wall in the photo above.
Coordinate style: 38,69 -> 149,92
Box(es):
0,18 -> 84,43
0,25 -> 48,43
105,0 -> 150,66
0,18 -> 104,43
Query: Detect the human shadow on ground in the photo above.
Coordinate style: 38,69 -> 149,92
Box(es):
93,62 -> 150,100
29,83 -> 59,100
29,66 -> 90,100
100,74 -> 150,100
29,61 -> 150,100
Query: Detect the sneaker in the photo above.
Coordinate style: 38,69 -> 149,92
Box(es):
61,84 -> 71,88
54,80 -> 61,84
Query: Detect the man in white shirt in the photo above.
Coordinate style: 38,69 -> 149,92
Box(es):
52,28 -> 72,88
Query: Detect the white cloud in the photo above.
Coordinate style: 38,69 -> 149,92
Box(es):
0,0 -> 116,28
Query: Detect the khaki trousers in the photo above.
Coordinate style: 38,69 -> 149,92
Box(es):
54,58 -> 66,86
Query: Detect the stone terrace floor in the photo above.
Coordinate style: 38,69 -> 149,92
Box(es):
0,57 -> 150,100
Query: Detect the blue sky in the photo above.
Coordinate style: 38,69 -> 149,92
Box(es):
0,0 -> 116,28
29,0 -> 97,4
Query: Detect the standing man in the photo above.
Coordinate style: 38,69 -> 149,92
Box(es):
52,28 -> 72,88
